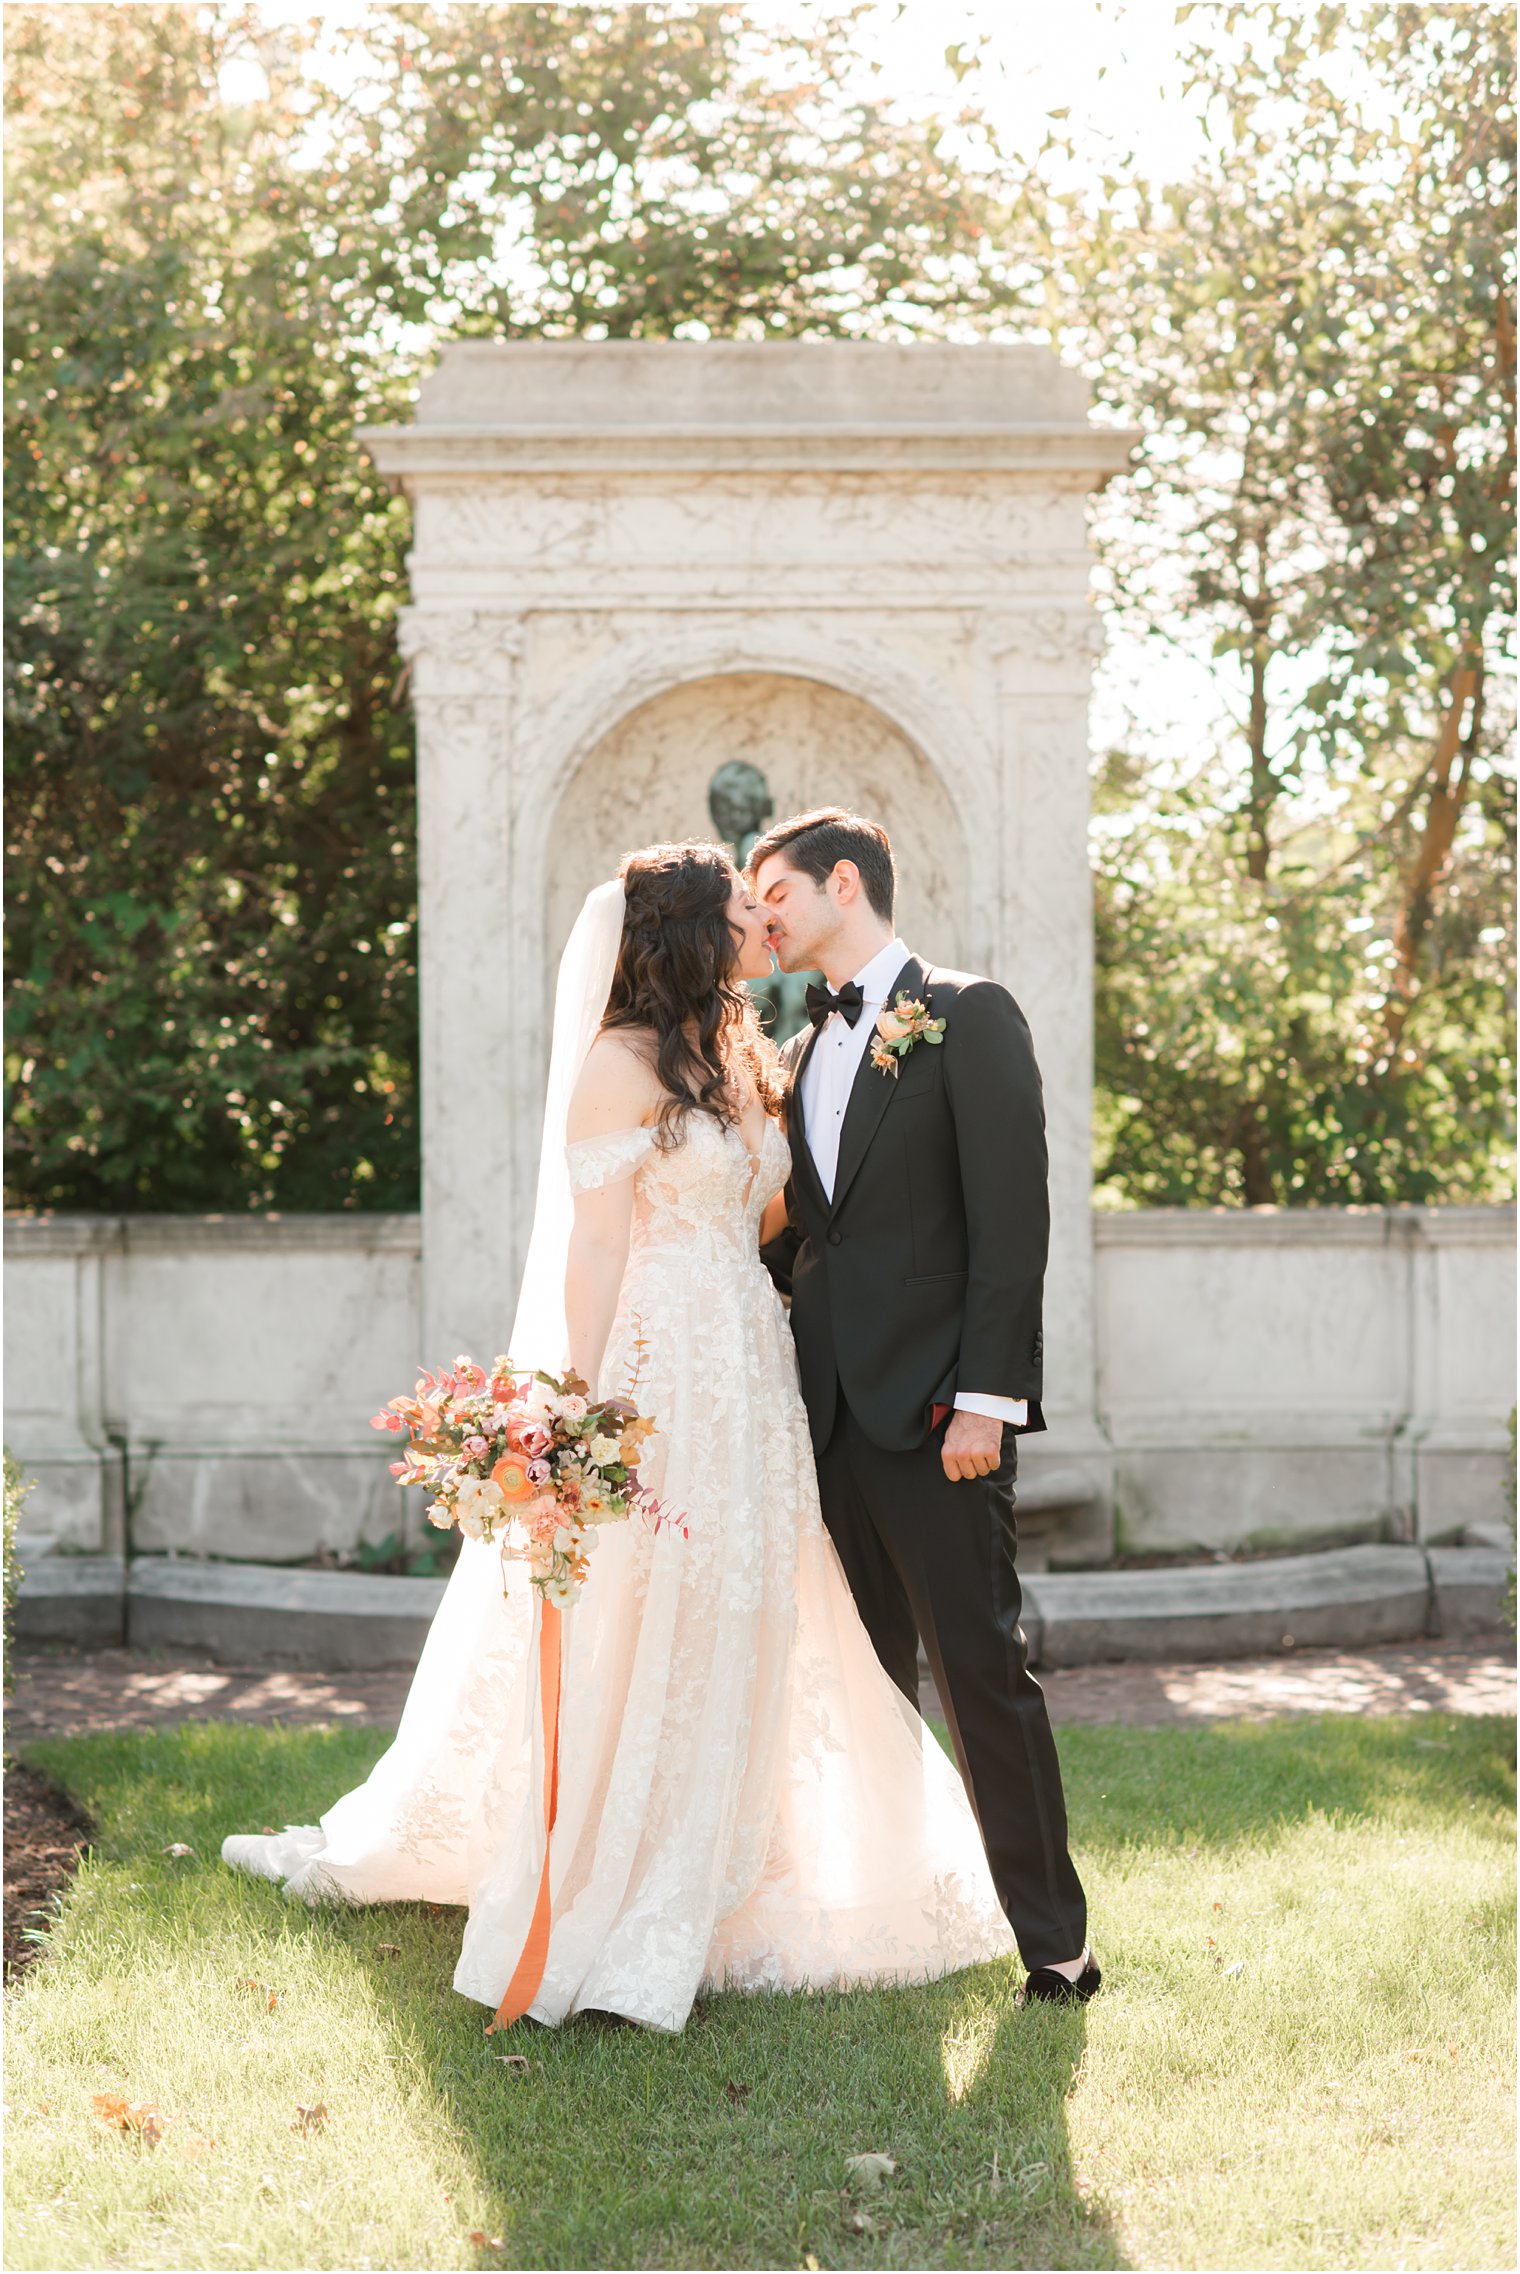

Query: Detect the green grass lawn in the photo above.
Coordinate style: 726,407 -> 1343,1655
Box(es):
3,1714 -> 1514,2271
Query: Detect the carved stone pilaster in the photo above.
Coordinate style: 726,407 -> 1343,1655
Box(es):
397,607 -> 523,702
402,608 -> 528,1359
987,606 -> 1107,692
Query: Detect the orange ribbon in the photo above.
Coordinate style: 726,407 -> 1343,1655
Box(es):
487,1598 -> 563,2033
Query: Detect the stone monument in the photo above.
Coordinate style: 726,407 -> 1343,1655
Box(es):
360,340 -> 1132,1544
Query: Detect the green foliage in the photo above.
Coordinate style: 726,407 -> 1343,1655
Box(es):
3,1445 -> 35,1691
352,1526 -> 459,1580
4,3 -> 1027,1212
1063,2 -> 1517,1204
1092,748 -> 1516,1206
6,3 -> 1514,1212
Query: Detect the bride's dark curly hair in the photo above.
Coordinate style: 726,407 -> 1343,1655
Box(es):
602,841 -> 783,1148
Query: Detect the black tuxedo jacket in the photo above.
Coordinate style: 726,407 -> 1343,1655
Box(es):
762,953 -> 1049,1454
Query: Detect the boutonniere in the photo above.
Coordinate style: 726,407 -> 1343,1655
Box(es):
869,992 -> 947,1078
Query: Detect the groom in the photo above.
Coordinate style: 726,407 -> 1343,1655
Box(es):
750,807 -> 1098,2006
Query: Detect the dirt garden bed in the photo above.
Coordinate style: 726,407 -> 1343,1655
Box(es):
3,1758 -> 91,1980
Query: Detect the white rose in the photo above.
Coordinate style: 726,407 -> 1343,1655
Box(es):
586,1432 -> 621,1466
454,1474 -> 504,1540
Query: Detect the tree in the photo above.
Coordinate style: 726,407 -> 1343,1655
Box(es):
1060,1 -> 1516,1203
4,1 -> 1026,1211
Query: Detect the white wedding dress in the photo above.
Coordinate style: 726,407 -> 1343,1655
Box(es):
223,1107 -> 1018,2030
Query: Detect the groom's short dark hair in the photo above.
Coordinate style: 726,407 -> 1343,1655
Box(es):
745,807 -> 896,924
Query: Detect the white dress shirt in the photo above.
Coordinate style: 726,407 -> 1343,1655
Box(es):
798,937 -> 1027,1429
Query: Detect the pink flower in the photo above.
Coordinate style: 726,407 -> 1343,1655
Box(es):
525,1458 -> 552,1486
508,1419 -> 553,1460
463,1434 -> 488,1459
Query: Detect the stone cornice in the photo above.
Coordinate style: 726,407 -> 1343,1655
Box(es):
359,422 -> 1138,484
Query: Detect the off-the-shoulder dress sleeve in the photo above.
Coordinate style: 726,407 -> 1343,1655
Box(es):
566,1126 -> 656,1193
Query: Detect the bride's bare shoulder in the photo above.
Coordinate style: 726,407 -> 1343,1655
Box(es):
568,1027 -> 662,1141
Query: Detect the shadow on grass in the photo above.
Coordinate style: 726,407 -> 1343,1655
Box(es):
23,1719 -> 1124,2269
20,1710 -> 1516,2269
368,1951 -> 1123,2270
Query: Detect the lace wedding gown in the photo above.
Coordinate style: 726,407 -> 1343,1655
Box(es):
223,1110 -> 1017,2031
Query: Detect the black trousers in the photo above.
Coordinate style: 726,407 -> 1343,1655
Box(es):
815,1392 -> 1088,1972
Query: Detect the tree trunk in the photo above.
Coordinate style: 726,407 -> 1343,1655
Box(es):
1382,655 -> 1483,1054
1237,1097 -> 1276,1205
1246,632 -> 1272,884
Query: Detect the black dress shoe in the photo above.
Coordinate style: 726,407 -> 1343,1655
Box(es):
1019,1953 -> 1102,2007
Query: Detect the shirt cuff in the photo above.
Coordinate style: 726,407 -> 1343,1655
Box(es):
953,1392 -> 1028,1426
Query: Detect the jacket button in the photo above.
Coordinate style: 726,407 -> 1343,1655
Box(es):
828,1230 -> 843,1246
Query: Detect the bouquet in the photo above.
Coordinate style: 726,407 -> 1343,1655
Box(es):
370,1347 -> 678,1608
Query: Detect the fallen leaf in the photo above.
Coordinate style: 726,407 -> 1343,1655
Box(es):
262,1825 -> 276,1834
291,2102 -> 329,2134
1223,1961 -> 1245,1978
803,2258 -> 821,2271
844,2152 -> 897,2191
93,2094 -> 168,2146
1212,1900 -> 1223,1910
184,2134 -> 218,2158
469,2235 -> 505,2255
847,2210 -> 876,2234
374,1943 -> 402,1959
1447,2042 -> 1461,2061
161,1843 -> 195,1859
723,2080 -> 751,2105
494,2054 -> 530,2075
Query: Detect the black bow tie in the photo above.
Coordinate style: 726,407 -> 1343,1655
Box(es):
805,979 -> 865,1031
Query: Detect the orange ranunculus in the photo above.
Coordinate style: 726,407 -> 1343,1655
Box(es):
491,1454 -> 537,1503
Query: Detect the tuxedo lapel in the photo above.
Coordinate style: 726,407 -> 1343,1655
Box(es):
828,954 -> 926,1218
784,1021 -> 830,1216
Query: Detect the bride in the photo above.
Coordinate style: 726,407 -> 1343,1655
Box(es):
223,842 -> 1017,2032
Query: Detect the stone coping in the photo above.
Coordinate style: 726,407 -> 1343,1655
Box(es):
8,1205 -> 1510,1261
1094,1203 -> 1516,1246
124,1560 -> 449,1616
3,1212 -> 421,1257
15,1544 -> 1511,1674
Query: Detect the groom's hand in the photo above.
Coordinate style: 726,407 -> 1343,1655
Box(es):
941,1410 -> 1003,1482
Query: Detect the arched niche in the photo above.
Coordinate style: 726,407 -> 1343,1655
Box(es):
544,670 -> 968,995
